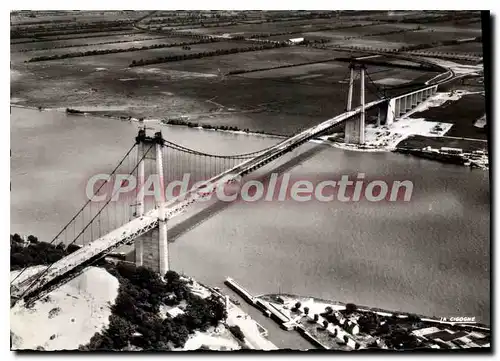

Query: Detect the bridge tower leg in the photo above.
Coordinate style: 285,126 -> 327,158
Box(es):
377,101 -> 389,127
135,142 -> 145,267
359,65 -> 365,144
346,65 -> 354,111
344,65 -> 355,144
155,133 -> 169,276
344,63 -> 366,145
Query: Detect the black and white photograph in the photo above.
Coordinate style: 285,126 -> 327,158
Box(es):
8,7 -> 491,352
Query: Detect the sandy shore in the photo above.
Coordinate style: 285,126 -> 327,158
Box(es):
11,266 -> 119,351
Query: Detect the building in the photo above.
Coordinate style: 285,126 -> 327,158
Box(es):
440,147 -> 463,154
288,37 -> 304,44
413,327 -> 490,349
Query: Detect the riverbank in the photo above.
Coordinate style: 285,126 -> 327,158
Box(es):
323,89 -> 488,169
10,266 -> 120,350
394,147 -> 488,169
259,294 -> 490,350
223,276 -> 489,350
10,103 -> 288,142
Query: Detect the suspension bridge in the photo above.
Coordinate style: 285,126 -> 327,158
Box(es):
11,58 -> 460,308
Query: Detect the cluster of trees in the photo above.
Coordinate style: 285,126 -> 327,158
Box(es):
376,319 -> 422,350
302,38 -> 329,45
16,36 -> 167,53
330,36 -> 480,55
228,325 -> 245,342
144,14 -> 236,26
320,308 -> 340,325
166,32 -> 220,40
329,44 -> 398,53
248,22 -> 378,39
381,11 -> 479,25
12,31 -> 138,45
12,23 -> 132,39
80,265 -> 227,351
27,38 -> 221,63
11,18 -> 75,26
356,311 -> 424,349
291,301 -> 302,312
10,234 -> 80,271
453,18 -> 481,26
384,329 -> 422,349
318,304 -> 358,332
129,42 -> 289,67
401,12 -> 479,24
399,38 -> 478,53
66,108 -> 84,114
259,13 -> 338,22
227,58 -> 335,76
162,118 -> 260,134
312,303 -> 425,350
12,19 -> 132,34
344,27 -> 421,41
357,312 -> 380,333
145,12 -> 342,30
161,21 -> 237,30
344,303 -> 357,315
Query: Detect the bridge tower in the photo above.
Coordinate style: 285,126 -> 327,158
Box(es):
134,129 -> 169,276
344,63 -> 366,145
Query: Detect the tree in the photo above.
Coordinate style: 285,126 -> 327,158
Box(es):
163,318 -> 189,348
345,303 -> 357,314
67,244 -> 80,254
295,302 -> 302,310
357,312 -> 380,334
304,307 -> 309,315
323,320 -> 329,329
407,314 -> 421,324
112,288 -> 139,322
313,314 -> 319,322
329,313 -> 339,325
229,325 -> 245,341
385,329 -> 420,350
27,235 -> 38,243
104,315 -> 134,350
12,234 -> 23,243
332,328 -> 338,338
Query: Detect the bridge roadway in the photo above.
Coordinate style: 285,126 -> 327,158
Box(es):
11,98 -> 386,305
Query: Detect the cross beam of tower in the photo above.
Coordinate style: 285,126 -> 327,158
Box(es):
344,63 -> 366,145
134,128 -> 169,275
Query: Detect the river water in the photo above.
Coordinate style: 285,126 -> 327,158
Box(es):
11,107 -> 490,345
